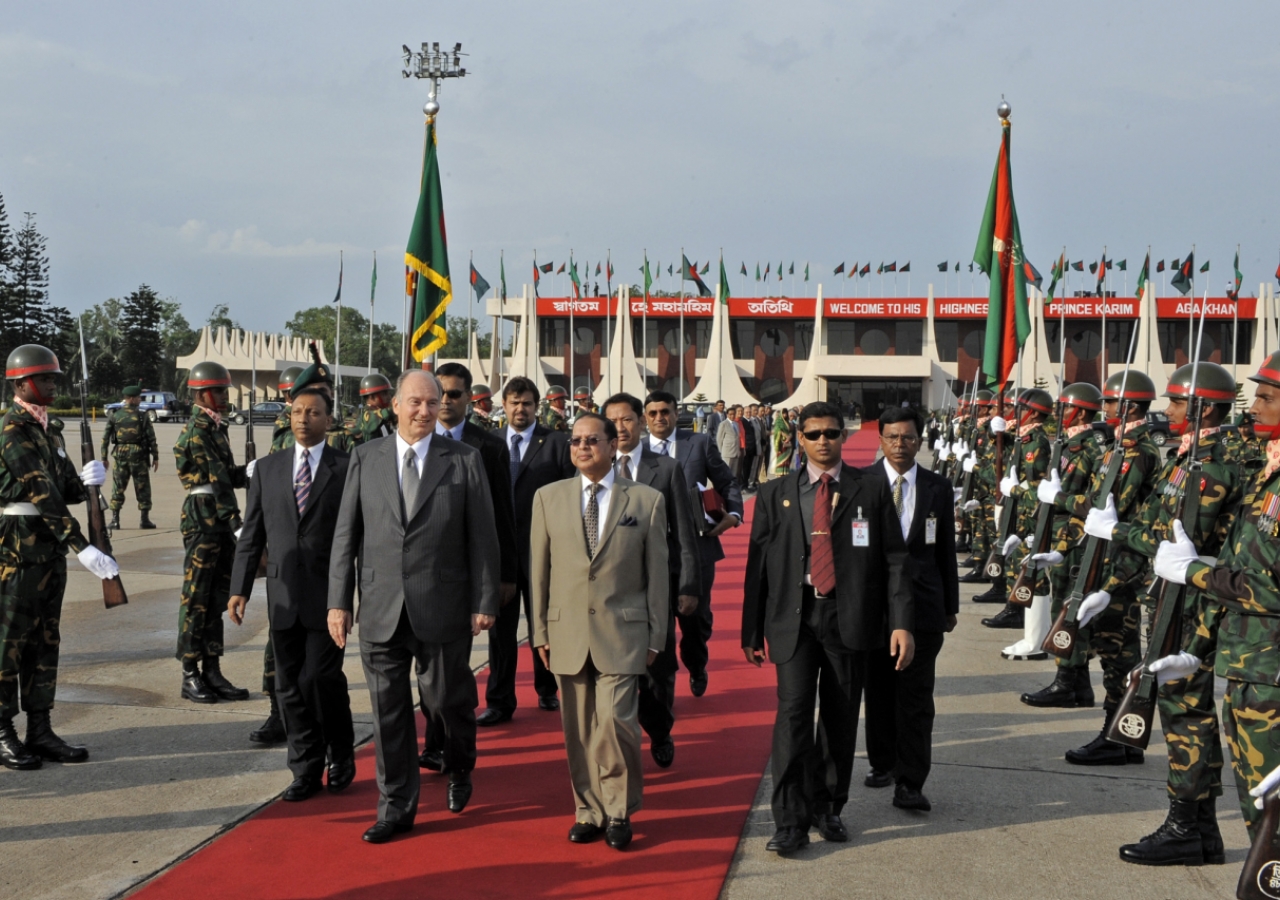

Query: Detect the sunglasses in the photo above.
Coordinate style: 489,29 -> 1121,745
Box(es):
569,435 -> 607,447
802,428 -> 843,441
442,389 -> 466,399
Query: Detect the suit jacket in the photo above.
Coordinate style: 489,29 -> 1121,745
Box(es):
327,435 -> 500,645
635,448 -> 701,598
230,445 -> 350,631
716,419 -> 741,461
460,421 -> 519,585
704,411 -> 724,437
743,418 -> 759,455
508,424 -> 575,579
742,465 -> 913,663
862,462 -> 959,633
530,478 -> 669,676
667,428 -> 744,565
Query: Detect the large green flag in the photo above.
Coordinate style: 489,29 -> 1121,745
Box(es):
500,252 -> 507,301
1135,253 -> 1150,299
569,255 -> 581,298
719,256 -> 731,304
972,117 -> 1032,389
406,120 -> 451,362
643,254 -> 653,297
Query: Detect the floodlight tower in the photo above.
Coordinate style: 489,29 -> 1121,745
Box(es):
402,41 -> 468,122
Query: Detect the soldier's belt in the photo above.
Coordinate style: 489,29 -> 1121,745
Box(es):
187,485 -> 217,496
1,502 -> 39,516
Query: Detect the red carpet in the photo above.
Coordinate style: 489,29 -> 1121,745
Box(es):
132,517 -> 774,900
843,424 -> 882,466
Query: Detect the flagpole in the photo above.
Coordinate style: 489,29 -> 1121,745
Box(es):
369,250 -> 376,371
679,246 -> 686,402
335,249 -> 343,403
1189,243 -> 1197,363
1100,245 -> 1107,386
1061,246 -> 1068,389
643,250 -> 649,392
468,250 -> 474,374
605,249 -> 612,383
569,249 -> 575,407
402,270 -> 410,372
1232,242 -> 1241,394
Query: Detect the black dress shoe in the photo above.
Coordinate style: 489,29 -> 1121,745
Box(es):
283,775 -> 323,802
812,814 -> 848,842
476,708 -> 513,726
362,821 -> 412,844
568,821 -> 605,843
893,783 -> 932,811
538,696 -> 560,712
981,602 -> 1024,629
447,771 -> 473,813
328,757 -> 356,793
864,768 -> 893,788
689,669 -> 708,697
181,664 -> 218,704
651,735 -> 675,768
766,825 -> 810,854
605,817 -> 633,850
418,748 -> 443,771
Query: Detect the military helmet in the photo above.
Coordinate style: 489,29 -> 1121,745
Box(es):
278,365 -> 304,392
1103,370 -> 1157,401
188,360 -> 232,389
974,389 -> 996,406
546,385 -> 567,400
359,372 -> 393,396
1059,382 -> 1103,410
1017,387 -> 1055,415
5,344 -> 62,380
1165,361 -> 1237,403
290,360 -> 333,400
573,386 -> 591,401
122,384 -> 142,398
470,383 -> 492,402
1249,350 -> 1280,389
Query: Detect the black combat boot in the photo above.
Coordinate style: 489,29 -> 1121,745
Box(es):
1118,799 -> 1204,865
24,709 -> 89,763
1021,665 -> 1095,708
181,661 -> 218,704
1065,705 -> 1144,766
110,510 -> 121,530
981,602 -> 1024,628
0,715 -> 41,769
959,554 -> 981,570
959,566 -> 989,584
202,657 -> 250,701
972,584 -> 1005,603
1197,796 -> 1226,864
250,691 -> 287,744
956,537 -> 972,554
139,511 -> 156,529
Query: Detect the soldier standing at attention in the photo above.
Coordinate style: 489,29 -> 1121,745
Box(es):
266,362 -> 353,454
0,344 -> 119,769
269,366 -> 304,453
572,386 -> 596,423
349,372 -> 396,445
101,384 -> 159,530
468,383 -> 499,431
174,360 -> 251,705
539,385 -> 569,432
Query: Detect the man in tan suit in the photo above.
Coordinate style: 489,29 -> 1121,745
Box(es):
531,413 -> 669,851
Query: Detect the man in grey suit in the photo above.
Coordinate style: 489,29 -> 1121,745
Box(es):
716,405 -> 743,479
531,414 -> 669,850
328,369 -> 501,844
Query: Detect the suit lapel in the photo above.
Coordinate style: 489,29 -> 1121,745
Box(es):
830,465 -> 861,528
593,481 -> 628,559
377,438 -> 407,531
408,440 -> 452,523
516,426 -> 549,482
636,454 -> 659,487
907,472 -> 933,543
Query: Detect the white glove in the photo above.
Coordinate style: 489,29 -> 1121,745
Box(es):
1078,590 -> 1111,628
953,488 -> 963,503
246,459 -> 257,480
933,438 -> 943,451
1154,521 -> 1198,586
1024,535 -> 1036,548
955,440 -> 969,457
962,500 -> 981,512
1084,495 -> 1119,541
962,456 -> 977,473
80,460 -> 106,487
77,545 -> 119,580
999,473 -> 1018,497
1002,534 -> 1023,557
234,528 -> 243,541
1251,763 -> 1280,809
938,441 -> 950,457
1148,651 -> 1201,685
952,421 -> 963,437
1030,551 -> 1063,570
1037,469 -> 1062,505
990,416 -> 1008,433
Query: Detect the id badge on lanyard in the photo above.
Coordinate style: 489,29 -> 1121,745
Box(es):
851,506 -> 870,547
925,514 -> 938,545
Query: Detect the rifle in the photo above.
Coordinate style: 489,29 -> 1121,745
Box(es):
77,318 -> 128,609
246,337 -> 266,578
981,383 -> 1024,584
1238,786 -> 1280,900
1106,291 -> 1211,749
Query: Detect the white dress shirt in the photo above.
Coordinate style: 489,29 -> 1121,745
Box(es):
647,434 -> 674,458
395,432 -> 433,488
615,445 -> 644,480
580,469 -> 616,524
294,440 -> 324,482
883,458 -> 918,540
505,422 -> 537,462
436,420 -> 466,441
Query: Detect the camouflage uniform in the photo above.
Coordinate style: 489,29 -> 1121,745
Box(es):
967,417 -> 995,559
996,422 -> 1052,597
349,405 -> 396,445
538,400 -> 568,433
269,408 -> 293,453
268,411 -> 353,453
174,407 -> 246,663
101,406 -> 158,512
1186,442 -> 1280,835
467,409 -> 496,432
0,405 -> 90,718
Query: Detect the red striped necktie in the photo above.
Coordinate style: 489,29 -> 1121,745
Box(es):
810,473 -> 836,595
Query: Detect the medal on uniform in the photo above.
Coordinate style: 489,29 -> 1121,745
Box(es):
925,514 -> 937,545
1164,466 -> 1188,499
1259,492 -> 1280,537
851,506 -> 870,547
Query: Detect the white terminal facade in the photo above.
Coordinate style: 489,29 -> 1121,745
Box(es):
439,281 -> 1280,413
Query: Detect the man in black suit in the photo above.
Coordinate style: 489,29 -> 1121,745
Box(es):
740,403 -> 759,490
419,363 -> 518,768
743,401 -> 915,854
229,386 -> 355,801
480,376 -> 576,725
603,393 -> 701,768
861,406 -> 958,813
643,391 -> 742,697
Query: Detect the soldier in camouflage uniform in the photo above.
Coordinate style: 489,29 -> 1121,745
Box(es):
174,360 -> 251,704
267,361 -> 353,454
468,383 -> 500,431
1039,370 -> 1163,766
1158,351 -> 1280,848
958,391 -> 996,580
101,384 -> 159,530
1020,382 -> 1106,706
1079,363 -> 1248,865
970,391 -> 1014,604
571,385 -> 596,424
268,366 -> 304,454
538,384 -> 569,432
0,344 -> 119,769
348,372 -> 396,446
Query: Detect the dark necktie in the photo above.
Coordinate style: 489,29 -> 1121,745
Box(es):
617,456 -> 631,480
509,433 -> 522,503
810,473 -> 836,595
295,449 -> 312,515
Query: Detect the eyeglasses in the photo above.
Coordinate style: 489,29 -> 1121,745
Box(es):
569,435 -> 607,447
802,429 -> 843,441
441,389 -> 466,399
645,408 -> 673,418
881,434 -> 919,445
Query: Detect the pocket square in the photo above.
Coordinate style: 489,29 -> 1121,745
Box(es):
618,515 -> 638,526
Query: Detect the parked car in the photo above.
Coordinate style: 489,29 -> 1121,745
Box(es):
104,390 -> 189,422
231,401 -> 288,426
1146,410 -> 1172,447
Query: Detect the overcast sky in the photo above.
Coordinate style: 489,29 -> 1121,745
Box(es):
2,1 -> 1277,334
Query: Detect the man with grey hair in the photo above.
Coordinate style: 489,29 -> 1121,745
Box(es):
328,367 -> 501,843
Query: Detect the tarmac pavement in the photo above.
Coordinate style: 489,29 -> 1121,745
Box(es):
0,431 -> 1249,899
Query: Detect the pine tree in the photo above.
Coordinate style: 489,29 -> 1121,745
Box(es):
119,284 -> 164,388
0,190 -> 13,277
2,212 -> 54,362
